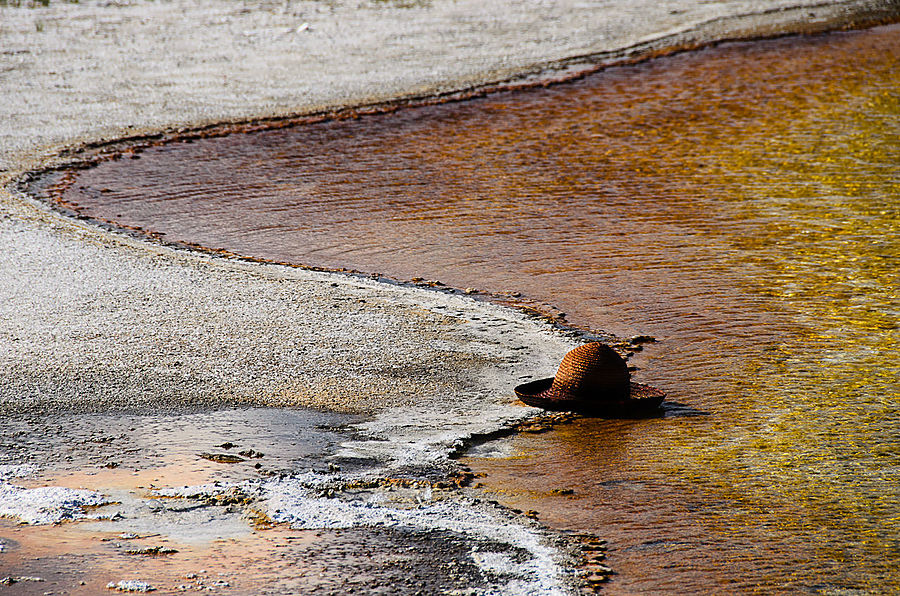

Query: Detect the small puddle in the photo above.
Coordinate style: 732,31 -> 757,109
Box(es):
0,407 -> 364,481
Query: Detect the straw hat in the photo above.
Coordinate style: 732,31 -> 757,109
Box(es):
514,342 -> 665,414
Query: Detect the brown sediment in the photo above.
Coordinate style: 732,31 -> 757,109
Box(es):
0,437 -> 502,594
0,407 -> 587,593
15,457 -> 255,494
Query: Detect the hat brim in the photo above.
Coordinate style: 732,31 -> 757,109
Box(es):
514,378 -> 665,415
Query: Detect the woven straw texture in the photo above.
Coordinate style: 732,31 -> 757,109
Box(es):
514,342 -> 665,413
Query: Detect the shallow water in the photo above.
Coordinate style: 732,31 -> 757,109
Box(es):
60,24 -> 900,593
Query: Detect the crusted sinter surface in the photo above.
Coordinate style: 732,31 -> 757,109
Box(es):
1,0 -> 897,416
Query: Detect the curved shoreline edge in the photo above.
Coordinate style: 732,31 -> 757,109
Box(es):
12,0 -> 900,172
1,2 -> 899,593
1,0 -> 893,456
8,0 -> 900,372
5,0 -> 897,419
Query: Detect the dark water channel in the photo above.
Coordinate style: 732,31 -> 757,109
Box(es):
59,24 -> 899,593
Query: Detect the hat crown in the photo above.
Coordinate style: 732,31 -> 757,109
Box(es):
549,343 -> 630,401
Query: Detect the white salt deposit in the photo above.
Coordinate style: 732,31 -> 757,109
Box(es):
0,464 -> 37,481
146,474 -> 571,593
153,481 -> 261,501
0,576 -> 45,584
472,550 -> 521,576
335,396 -> 546,469
106,580 -> 155,592
0,484 -> 110,525
263,477 -> 571,595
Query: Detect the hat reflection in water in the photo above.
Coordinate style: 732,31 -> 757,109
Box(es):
514,343 -> 665,414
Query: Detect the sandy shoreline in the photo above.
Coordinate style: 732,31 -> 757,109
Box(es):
2,0 -> 899,593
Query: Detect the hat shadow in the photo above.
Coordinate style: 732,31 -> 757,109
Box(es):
659,400 -> 710,418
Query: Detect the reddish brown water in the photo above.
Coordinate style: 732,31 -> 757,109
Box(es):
59,24 -> 900,593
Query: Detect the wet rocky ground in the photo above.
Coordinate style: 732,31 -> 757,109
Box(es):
0,407 -> 585,594
2,525 -> 496,596
3,523 -> 509,595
